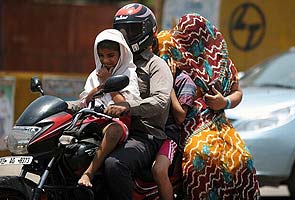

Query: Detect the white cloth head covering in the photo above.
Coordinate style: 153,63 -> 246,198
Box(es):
94,29 -> 136,75
80,29 -> 140,107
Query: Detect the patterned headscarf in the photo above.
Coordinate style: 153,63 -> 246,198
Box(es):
156,30 -> 176,62
171,16 -> 260,200
171,13 -> 238,97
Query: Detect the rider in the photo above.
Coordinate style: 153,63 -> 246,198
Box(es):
151,30 -> 197,200
172,13 -> 260,199
101,3 -> 173,199
77,29 -> 141,187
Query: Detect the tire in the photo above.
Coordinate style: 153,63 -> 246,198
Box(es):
0,176 -> 36,200
0,188 -> 27,200
288,167 -> 295,198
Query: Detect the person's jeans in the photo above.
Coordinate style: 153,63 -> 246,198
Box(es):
104,134 -> 162,200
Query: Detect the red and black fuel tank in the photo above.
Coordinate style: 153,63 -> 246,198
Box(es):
27,111 -> 73,153
16,95 -> 69,126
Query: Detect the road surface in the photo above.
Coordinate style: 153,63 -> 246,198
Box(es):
0,165 -> 291,199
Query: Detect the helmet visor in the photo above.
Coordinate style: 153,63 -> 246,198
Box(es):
114,22 -> 143,42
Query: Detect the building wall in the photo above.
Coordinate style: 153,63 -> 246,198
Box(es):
1,0 -> 119,73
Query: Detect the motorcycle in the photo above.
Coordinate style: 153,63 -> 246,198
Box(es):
0,75 -> 183,200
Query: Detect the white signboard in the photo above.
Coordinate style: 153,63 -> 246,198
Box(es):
42,75 -> 86,101
0,77 -> 15,150
162,0 -> 221,29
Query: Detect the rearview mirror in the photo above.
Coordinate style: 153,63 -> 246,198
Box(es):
30,77 -> 44,95
103,75 -> 129,93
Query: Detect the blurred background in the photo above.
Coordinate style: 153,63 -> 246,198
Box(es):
1,1 -> 295,197
0,0 -> 295,149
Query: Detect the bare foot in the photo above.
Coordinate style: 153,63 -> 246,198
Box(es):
78,173 -> 93,187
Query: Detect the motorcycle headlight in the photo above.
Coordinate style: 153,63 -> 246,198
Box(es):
7,126 -> 42,155
234,105 -> 295,132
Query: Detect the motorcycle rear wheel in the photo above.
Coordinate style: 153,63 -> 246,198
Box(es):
0,189 -> 27,200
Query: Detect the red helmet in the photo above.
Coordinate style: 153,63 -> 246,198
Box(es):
113,3 -> 157,53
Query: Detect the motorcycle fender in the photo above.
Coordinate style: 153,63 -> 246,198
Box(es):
0,176 -> 37,198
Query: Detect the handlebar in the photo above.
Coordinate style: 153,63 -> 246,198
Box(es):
65,108 -> 112,131
61,107 -> 114,143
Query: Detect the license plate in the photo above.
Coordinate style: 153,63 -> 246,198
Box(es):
0,156 -> 33,165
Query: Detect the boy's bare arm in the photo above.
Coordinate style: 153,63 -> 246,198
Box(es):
111,92 -> 126,103
170,89 -> 188,125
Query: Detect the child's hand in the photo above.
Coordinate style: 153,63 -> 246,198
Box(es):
80,98 -> 87,108
204,85 -> 227,111
168,58 -> 177,78
97,66 -> 112,83
79,95 -> 93,108
85,93 -> 95,105
80,86 -> 101,108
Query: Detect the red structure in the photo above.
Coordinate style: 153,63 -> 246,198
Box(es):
0,0 -> 119,73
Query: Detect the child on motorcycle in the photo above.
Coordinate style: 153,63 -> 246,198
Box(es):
151,30 -> 197,200
78,28 -> 141,187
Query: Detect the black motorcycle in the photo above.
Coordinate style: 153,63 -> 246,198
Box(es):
0,75 -> 183,200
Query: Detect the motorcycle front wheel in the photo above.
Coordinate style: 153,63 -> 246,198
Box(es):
0,189 -> 27,200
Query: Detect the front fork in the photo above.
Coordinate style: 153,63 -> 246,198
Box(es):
31,156 -> 56,200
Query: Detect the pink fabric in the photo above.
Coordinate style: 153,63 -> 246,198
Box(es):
157,139 -> 178,163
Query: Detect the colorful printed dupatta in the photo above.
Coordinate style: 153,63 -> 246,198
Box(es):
169,14 -> 260,199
